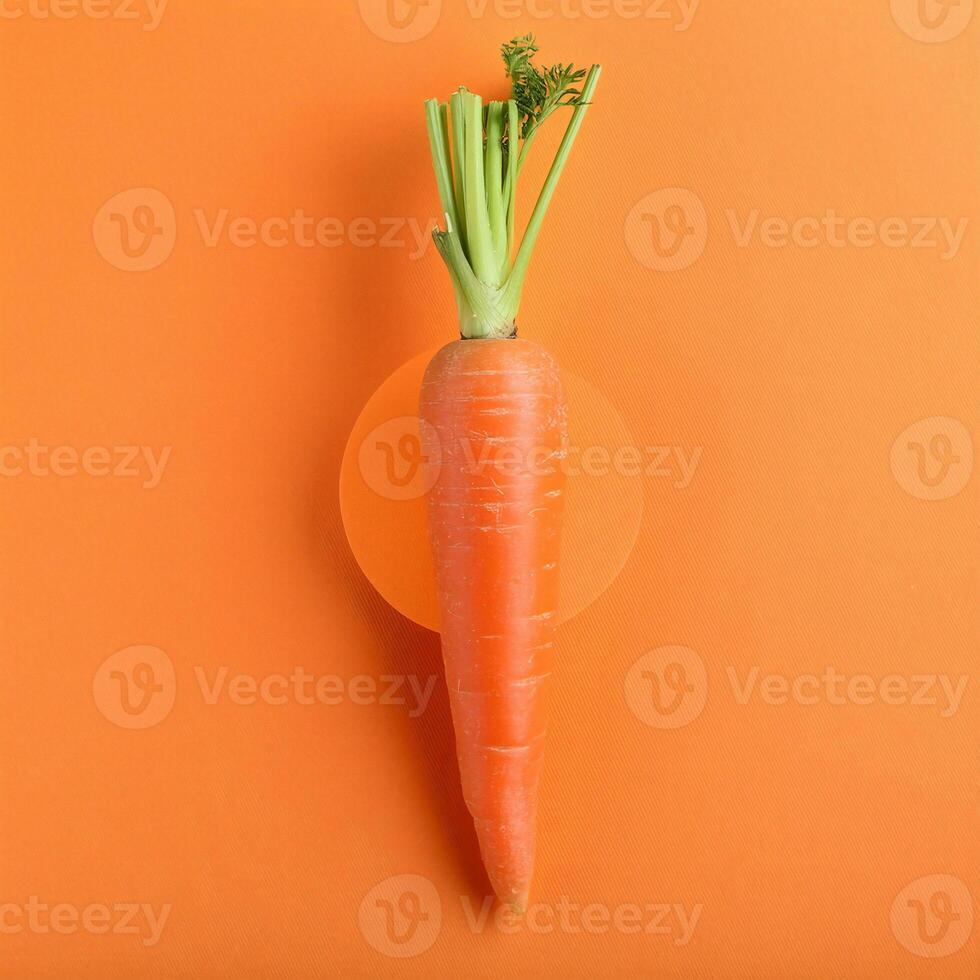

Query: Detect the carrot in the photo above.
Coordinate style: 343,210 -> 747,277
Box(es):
420,338 -> 566,911
420,36 -> 600,912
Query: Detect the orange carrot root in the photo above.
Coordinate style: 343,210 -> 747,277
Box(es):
420,338 -> 566,907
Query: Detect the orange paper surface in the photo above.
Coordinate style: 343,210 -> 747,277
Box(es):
1,2 -> 976,977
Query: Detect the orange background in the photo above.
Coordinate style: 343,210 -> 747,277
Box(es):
1,1 -> 977,977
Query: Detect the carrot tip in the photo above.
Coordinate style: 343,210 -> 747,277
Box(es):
506,891 -> 530,915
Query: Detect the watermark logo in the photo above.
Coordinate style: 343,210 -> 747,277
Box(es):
92,646 -> 176,730
0,0 -> 168,30
95,195 -> 441,267
891,416 -> 973,500
194,210 -> 436,255
460,894 -> 702,942
462,0 -> 699,28
628,195 -> 968,268
625,188 -> 708,272
194,667 -> 437,718
726,210 -> 967,260
891,875 -> 974,957
358,416 -> 441,501
358,874 -> 442,957
0,898 -> 171,946
0,441 -> 171,489
891,0 -> 973,42
358,0 -> 441,43
359,416 -> 702,501
727,666 -> 968,717
93,188 -> 176,272
625,646 -> 707,728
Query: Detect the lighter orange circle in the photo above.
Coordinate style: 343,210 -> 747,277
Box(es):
340,349 -> 644,631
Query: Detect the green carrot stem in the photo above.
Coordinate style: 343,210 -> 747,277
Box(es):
485,101 -> 507,282
449,90 -> 468,252
462,92 -> 496,284
505,99 -> 519,254
502,65 -> 600,319
424,100 -> 458,237
423,37 -> 600,337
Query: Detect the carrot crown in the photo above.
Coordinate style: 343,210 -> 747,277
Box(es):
424,36 -> 600,339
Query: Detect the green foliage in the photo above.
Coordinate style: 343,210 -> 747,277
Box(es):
501,34 -> 588,139
425,37 -> 600,337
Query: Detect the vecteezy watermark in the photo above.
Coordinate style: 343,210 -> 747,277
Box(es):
624,188 -> 708,272
358,0 -> 442,43
93,189 -> 176,271
890,416 -> 973,500
357,874 -> 702,957
626,653 -> 970,728
194,667 -> 437,718
625,189 -> 971,271
358,875 -> 443,958
0,441 -> 171,489
726,210 -> 969,261
462,0 -> 699,29
460,895 -> 703,942
891,875 -> 974,958
357,0 -> 699,40
93,649 -> 439,730
726,667 -> 969,718
358,415 -> 703,501
0,0 -> 168,30
193,210 -> 438,257
624,646 -> 708,729
358,416 -> 441,502
891,0 -> 973,42
0,898 -> 171,947
93,646 -> 177,730
93,189 -> 440,271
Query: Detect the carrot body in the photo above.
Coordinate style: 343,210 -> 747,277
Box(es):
420,337 -> 566,911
